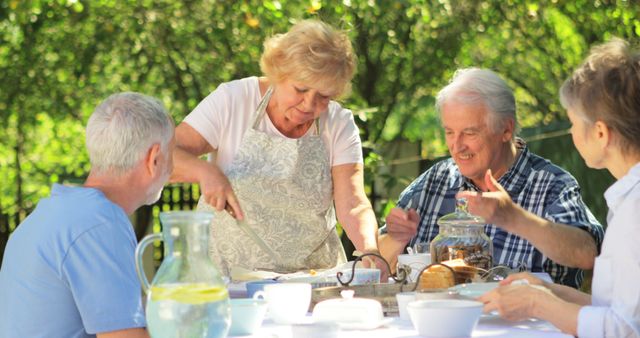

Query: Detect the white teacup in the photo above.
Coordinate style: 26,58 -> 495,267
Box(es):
253,283 -> 311,325
397,253 -> 431,282
229,298 -> 268,336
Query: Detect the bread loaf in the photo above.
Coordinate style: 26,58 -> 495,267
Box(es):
417,259 -> 479,290
442,259 -> 478,284
418,264 -> 455,290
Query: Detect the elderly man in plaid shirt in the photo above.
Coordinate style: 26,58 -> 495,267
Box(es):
379,68 -> 604,288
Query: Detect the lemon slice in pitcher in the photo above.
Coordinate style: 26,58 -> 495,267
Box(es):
150,283 -> 229,304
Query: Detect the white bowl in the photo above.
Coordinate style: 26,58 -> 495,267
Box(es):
407,299 -> 483,337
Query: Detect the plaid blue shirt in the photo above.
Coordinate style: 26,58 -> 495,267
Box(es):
385,140 -> 604,288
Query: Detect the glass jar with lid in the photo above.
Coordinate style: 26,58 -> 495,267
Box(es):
429,198 -> 493,283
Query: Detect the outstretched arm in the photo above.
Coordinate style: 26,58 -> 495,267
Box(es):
479,284 -> 582,336
332,164 -> 378,251
458,170 -> 598,269
500,272 -> 592,305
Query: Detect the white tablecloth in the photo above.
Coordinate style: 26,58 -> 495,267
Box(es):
240,315 -> 571,338
231,272 -> 569,337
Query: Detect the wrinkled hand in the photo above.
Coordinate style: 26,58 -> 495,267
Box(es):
500,272 -> 546,287
199,163 -> 244,220
456,169 -> 518,230
478,284 -> 550,322
385,207 -> 420,245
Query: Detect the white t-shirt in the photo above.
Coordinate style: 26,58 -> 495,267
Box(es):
184,76 -> 363,171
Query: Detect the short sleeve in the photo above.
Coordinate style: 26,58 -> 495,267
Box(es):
328,104 -> 363,166
183,83 -> 231,150
62,223 -> 146,334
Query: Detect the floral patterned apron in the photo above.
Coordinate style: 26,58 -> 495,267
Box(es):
197,87 -> 346,275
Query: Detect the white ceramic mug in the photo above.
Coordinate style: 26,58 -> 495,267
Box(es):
253,283 -> 311,325
397,253 -> 431,282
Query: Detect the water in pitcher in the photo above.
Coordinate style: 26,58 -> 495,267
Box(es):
146,283 -> 230,338
135,212 -> 231,338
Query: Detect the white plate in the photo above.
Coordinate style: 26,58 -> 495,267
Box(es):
451,282 -> 499,298
337,317 -> 394,330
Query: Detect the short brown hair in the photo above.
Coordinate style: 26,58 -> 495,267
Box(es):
560,38 -> 640,156
260,20 -> 356,98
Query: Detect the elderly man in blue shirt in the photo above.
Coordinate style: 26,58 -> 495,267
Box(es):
379,68 -> 604,288
0,92 -> 175,338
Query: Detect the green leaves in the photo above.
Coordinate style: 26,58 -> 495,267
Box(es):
0,0 -> 637,220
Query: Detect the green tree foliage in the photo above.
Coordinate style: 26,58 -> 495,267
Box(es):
0,0 -> 637,228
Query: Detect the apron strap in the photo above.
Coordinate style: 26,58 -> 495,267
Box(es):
252,86 -> 274,129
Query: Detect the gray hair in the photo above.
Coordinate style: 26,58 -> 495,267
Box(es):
436,68 -> 518,137
560,38 -> 640,157
86,92 -> 174,175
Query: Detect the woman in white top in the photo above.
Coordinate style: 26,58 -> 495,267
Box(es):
171,20 -> 383,276
479,38 -> 640,337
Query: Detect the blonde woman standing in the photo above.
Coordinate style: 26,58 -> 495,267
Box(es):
480,38 -> 640,337
171,20 -> 382,276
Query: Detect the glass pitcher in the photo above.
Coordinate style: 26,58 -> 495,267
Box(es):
135,211 -> 230,338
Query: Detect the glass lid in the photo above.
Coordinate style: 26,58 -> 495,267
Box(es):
437,198 -> 485,227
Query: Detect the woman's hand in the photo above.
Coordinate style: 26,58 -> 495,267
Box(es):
500,272 -> 547,287
172,123 -> 244,220
478,284 -> 552,322
198,163 -> 244,220
479,282 -> 581,336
